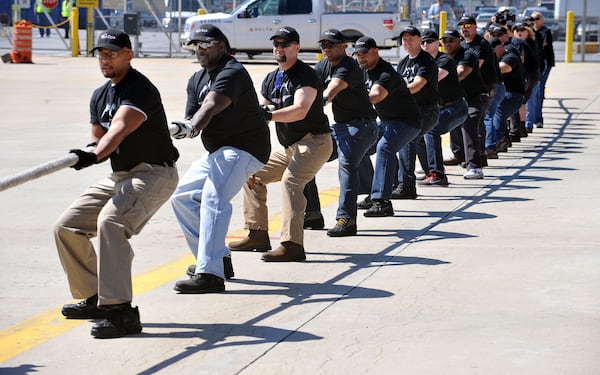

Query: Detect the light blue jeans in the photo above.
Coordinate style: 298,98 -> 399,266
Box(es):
171,147 -> 264,279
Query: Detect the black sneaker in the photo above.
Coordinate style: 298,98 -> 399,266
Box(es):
364,200 -> 394,217
357,196 -> 373,209
174,273 -> 225,294
326,218 -> 357,237
186,255 -> 234,280
390,187 -> 417,200
91,303 -> 142,339
61,294 -> 108,319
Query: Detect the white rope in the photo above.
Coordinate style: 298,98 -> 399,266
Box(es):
0,152 -> 79,192
0,125 -> 181,192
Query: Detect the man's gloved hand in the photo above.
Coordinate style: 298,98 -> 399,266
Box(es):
69,149 -> 98,170
259,105 -> 273,122
170,120 -> 200,139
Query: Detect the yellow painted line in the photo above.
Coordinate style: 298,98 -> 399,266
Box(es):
0,186 -> 340,363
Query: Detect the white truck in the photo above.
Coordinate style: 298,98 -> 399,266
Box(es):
181,0 -> 402,57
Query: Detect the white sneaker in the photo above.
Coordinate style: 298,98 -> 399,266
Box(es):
463,168 -> 484,180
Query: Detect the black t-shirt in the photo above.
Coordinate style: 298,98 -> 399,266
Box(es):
507,37 -> 540,82
538,25 -> 555,67
452,47 -> 486,99
435,51 -> 465,104
396,50 -> 439,106
500,50 -> 526,95
314,55 -> 376,123
261,60 -> 330,148
90,67 -> 179,172
364,57 -> 422,129
185,55 -> 271,163
463,34 -> 499,89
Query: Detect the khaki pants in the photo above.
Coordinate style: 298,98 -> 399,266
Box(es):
54,163 -> 178,306
243,132 -> 332,246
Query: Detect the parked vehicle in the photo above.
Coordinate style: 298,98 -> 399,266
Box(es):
181,0 -> 401,57
476,12 -> 494,35
521,7 -> 562,41
470,5 -> 497,18
575,22 -> 599,42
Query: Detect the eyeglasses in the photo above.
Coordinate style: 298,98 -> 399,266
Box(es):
189,40 -> 221,51
319,41 -> 338,49
97,49 -> 124,59
273,40 -> 292,48
420,39 -> 436,45
459,23 -> 472,29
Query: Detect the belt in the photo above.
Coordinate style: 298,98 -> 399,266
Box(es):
152,160 -> 175,168
440,98 -> 464,108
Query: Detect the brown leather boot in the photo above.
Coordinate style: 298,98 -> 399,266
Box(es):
228,229 -> 271,252
261,241 -> 306,262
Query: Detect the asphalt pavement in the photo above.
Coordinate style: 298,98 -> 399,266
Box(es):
0,42 -> 599,374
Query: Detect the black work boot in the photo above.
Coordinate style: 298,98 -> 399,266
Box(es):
174,273 -> 225,294
228,229 -> 271,251
61,294 -> 108,319
91,303 -> 142,339
187,255 -> 234,279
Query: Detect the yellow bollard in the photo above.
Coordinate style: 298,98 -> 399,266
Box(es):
565,10 -> 574,63
71,7 -> 79,57
439,11 -> 447,52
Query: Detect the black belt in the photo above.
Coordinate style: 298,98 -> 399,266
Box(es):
152,160 -> 175,167
440,98 -> 464,108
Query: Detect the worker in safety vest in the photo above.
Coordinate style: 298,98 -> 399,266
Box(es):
35,0 -> 52,38
61,0 -> 73,38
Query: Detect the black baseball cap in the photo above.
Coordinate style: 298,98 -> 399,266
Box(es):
421,30 -> 439,41
393,25 -> 421,40
458,16 -> 477,25
187,24 -> 228,44
319,29 -> 345,43
353,36 -> 377,54
488,23 -> 507,36
186,24 -> 232,54
91,29 -> 131,52
270,26 -> 300,44
441,29 -> 461,40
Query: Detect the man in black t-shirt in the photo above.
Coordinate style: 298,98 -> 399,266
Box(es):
420,30 -> 469,186
55,29 -> 179,338
228,26 -> 333,262
442,28 -> 487,180
354,36 -> 422,217
169,25 -> 270,293
313,29 -> 378,236
394,25 -> 440,199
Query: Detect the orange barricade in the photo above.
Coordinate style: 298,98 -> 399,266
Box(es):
11,20 -> 33,63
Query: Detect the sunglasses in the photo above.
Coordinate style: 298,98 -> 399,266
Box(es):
272,40 -> 292,48
319,41 -> 339,49
532,17 -> 541,21
97,50 -> 124,59
189,40 -> 220,51
420,39 -> 437,45
441,37 -> 457,43
459,23 -> 472,29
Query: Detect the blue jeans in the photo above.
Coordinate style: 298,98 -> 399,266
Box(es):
171,147 -> 264,279
484,83 -> 506,150
526,66 -> 551,128
371,120 -> 421,200
332,118 -> 378,220
424,98 -> 468,173
398,104 -> 439,190
494,91 -> 524,143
